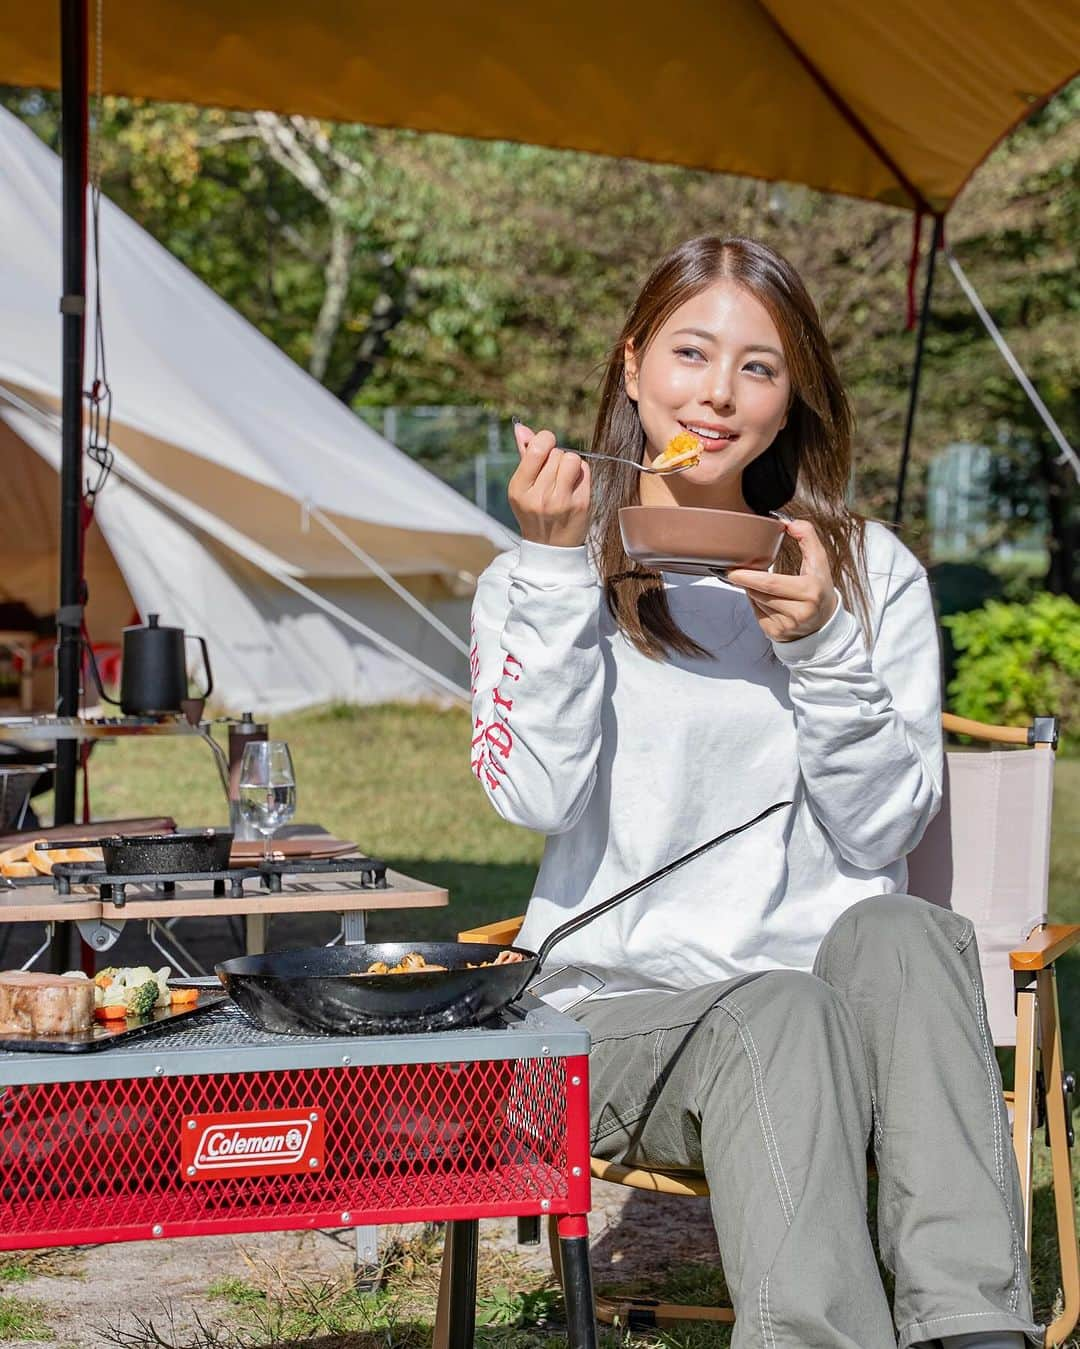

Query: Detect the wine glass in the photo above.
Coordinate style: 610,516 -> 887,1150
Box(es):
238,741 -> 297,863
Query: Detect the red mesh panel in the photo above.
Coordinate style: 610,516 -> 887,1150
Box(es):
0,1056 -> 587,1247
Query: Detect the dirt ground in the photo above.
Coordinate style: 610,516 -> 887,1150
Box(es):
1,1185 -> 720,1347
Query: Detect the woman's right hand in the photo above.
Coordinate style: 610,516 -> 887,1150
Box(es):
508,421 -> 592,548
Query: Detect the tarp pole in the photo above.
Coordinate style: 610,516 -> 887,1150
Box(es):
55,0 -> 88,825
943,247 -> 1080,484
893,214 -> 945,529
306,504 -> 471,657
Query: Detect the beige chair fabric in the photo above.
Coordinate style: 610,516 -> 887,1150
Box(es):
907,746 -> 1055,1046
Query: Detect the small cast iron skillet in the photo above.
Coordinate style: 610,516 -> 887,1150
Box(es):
96,829 -> 233,875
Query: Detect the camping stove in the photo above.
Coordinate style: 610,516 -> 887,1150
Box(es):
0,997 -> 590,1249
49,854 -> 388,908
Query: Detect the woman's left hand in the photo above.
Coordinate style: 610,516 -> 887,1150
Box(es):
725,519 -> 838,643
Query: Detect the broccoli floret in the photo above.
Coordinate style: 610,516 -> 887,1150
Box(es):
124,979 -> 159,1018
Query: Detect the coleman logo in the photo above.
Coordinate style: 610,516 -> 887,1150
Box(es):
195,1120 -> 311,1167
181,1109 -> 324,1182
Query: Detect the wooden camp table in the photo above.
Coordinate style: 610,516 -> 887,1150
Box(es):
1,864 -> 448,974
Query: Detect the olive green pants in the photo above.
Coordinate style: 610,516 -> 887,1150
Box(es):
574,894 -> 1041,1349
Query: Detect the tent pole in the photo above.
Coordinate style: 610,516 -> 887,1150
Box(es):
56,0 -> 88,825
893,214 -> 944,528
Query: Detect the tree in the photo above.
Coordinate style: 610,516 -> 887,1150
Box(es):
2,79 -> 1075,587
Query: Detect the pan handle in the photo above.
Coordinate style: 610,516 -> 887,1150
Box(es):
534,799 -> 791,968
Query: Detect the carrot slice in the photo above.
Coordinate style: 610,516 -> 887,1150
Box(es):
95,1005 -> 128,1022
169,988 -> 199,1006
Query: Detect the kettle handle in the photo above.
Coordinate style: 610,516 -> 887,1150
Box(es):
186,634 -> 214,701
83,638 -> 122,707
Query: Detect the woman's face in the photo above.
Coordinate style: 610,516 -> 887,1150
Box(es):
625,279 -> 793,510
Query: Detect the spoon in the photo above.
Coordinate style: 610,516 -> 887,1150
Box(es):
573,450 -> 697,476
511,417 -> 697,476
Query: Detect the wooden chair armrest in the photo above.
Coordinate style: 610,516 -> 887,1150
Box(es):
942,712 -> 1029,745
1010,925 -> 1080,971
457,915 -> 525,945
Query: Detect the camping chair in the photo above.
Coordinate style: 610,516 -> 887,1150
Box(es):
459,712 -> 1080,1346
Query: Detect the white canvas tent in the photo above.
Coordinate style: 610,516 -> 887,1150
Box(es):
0,107 -> 516,712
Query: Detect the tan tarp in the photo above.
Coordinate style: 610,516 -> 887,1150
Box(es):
0,1 -> 1077,211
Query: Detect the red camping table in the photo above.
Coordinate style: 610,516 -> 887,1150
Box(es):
0,997 -> 597,1347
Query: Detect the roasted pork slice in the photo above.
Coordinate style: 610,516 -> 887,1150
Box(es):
0,971 -> 95,1036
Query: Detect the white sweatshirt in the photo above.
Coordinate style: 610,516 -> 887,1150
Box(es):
469,521 -> 943,1006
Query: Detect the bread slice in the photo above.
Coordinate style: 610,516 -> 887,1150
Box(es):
0,860 -> 36,878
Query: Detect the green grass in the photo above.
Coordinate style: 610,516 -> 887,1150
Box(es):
66,702 -> 543,939
0,1291 -> 52,1341
37,703 -> 1080,1346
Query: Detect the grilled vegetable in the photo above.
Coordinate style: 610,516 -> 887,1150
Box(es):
123,979 -> 159,1018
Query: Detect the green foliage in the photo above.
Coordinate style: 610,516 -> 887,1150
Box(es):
944,594 -> 1080,749
205,1276 -> 265,1308
476,1284 -> 556,1328
0,78 -> 1075,578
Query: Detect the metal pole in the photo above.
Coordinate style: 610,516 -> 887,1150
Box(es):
893,214 -> 945,529
56,0 -> 89,824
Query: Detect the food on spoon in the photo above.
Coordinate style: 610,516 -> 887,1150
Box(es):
0,971 -> 95,1035
652,431 -> 702,473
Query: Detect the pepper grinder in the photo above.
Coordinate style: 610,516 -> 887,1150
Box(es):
228,712 -> 268,839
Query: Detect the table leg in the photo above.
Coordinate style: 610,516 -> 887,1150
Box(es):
245,914 -> 268,955
147,919 -> 209,977
15,922 -> 55,972
353,1224 -> 380,1292
433,1219 -> 478,1349
557,1215 -> 598,1349
342,910 -> 366,945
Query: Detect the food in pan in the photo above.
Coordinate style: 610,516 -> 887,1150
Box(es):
364,952 -> 446,975
0,971 -> 95,1035
651,431 -> 702,473
357,949 -> 526,976
0,839 -> 102,878
468,950 -> 526,968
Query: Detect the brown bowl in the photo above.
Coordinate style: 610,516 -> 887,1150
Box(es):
619,506 -> 785,576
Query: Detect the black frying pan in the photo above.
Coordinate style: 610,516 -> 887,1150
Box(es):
215,800 -> 790,1035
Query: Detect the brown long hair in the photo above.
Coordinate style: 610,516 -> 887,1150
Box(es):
590,236 -> 869,659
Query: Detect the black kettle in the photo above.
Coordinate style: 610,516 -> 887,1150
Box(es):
88,615 -> 213,716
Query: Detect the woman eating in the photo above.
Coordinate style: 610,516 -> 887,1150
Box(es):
469,236 -> 1037,1349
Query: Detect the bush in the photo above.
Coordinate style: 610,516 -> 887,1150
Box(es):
943,593 -> 1080,752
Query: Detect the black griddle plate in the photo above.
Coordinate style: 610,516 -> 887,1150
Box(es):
0,994 -> 227,1053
